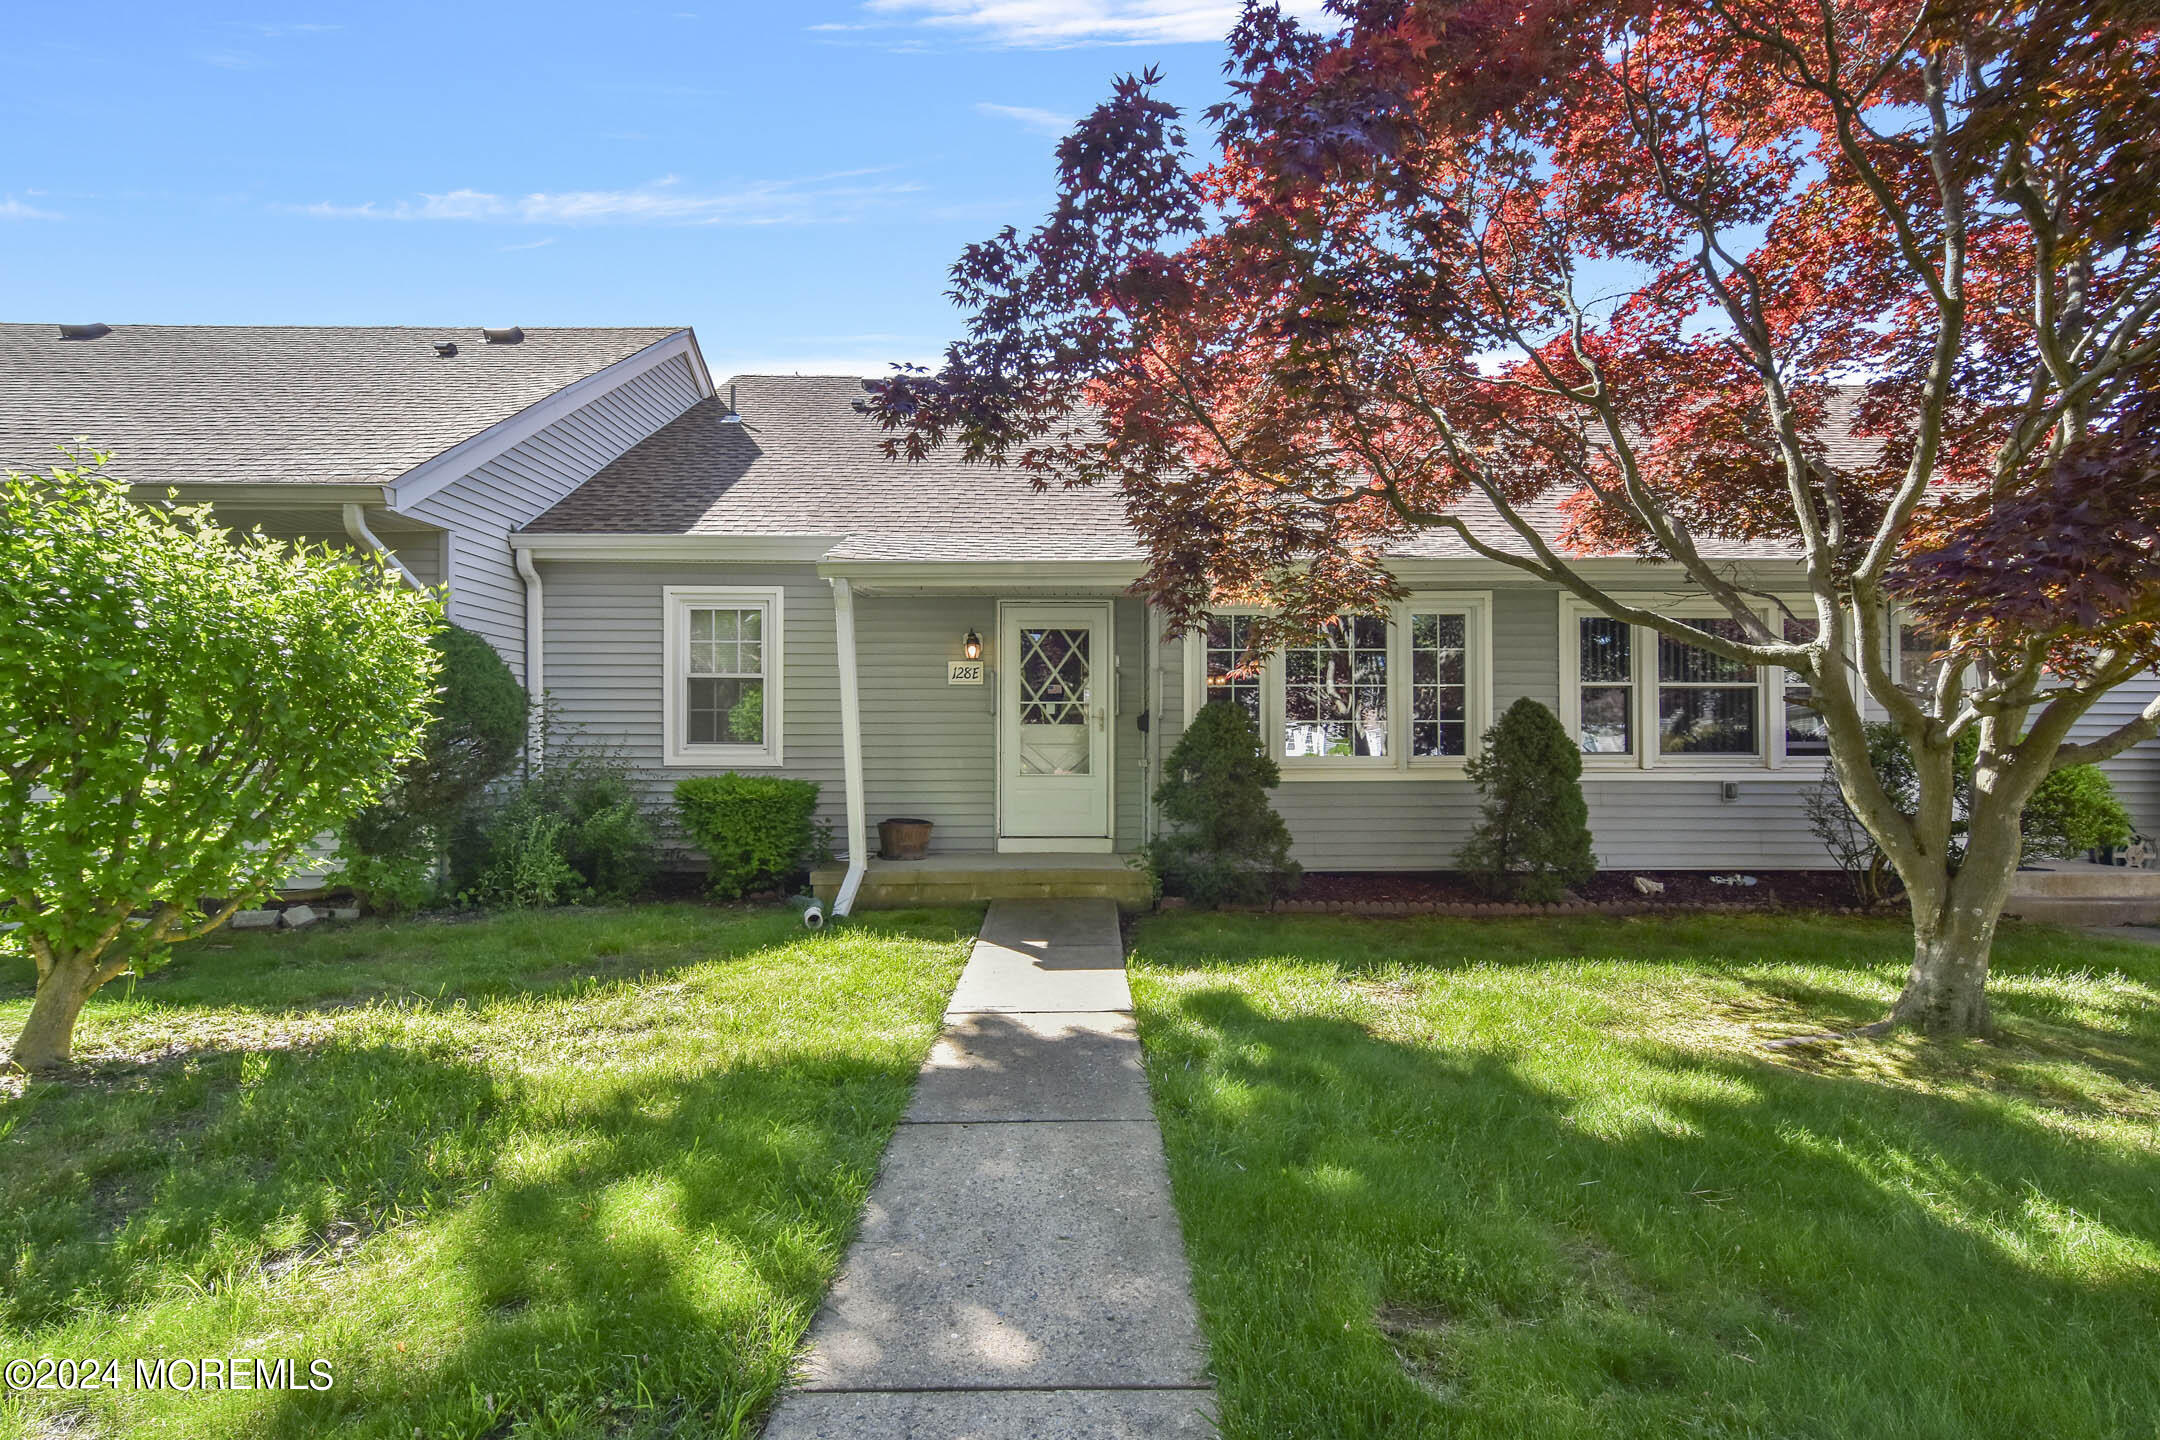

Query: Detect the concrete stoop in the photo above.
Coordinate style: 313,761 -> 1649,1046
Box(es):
2005,860 -> 2160,927
812,854 -> 1154,912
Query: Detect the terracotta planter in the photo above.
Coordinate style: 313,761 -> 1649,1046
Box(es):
878,818 -> 934,861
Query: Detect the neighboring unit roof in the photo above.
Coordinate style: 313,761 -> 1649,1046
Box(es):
0,323 -> 686,488
523,375 -> 1140,558
528,373 -> 1810,564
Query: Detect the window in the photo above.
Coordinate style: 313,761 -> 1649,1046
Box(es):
1410,612 -> 1469,757
1577,616 -> 1635,754
1898,621 -> 1948,703
1782,615 -> 1829,757
1186,595 -> 1490,776
1657,618 -> 1758,755
1563,599 -> 1781,767
1283,615 -> 1390,759
664,586 -> 783,765
1201,614 -> 1263,731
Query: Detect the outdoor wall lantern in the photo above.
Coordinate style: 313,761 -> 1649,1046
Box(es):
962,628 -> 983,661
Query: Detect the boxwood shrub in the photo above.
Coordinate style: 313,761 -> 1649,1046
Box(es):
674,773 -> 824,900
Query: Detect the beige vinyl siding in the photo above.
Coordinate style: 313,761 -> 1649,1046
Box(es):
1161,584 -> 1837,871
406,354 -> 703,682
539,568 -> 1149,868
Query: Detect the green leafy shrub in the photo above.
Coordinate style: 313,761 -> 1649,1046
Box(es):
1457,698 -> 1596,902
339,624 -> 528,912
454,733 -> 658,907
1,456 -> 438,1070
466,811 -> 581,909
2019,764 -> 2131,859
337,846 -> 437,916
1143,701 -> 1299,907
674,774 -> 825,900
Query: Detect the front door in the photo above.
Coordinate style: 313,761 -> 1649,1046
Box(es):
999,602 -> 1112,846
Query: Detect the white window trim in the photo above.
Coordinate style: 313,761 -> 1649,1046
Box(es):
1558,596 -> 1780,773
662,585 -> 785,767
1183,592 -> 1493,782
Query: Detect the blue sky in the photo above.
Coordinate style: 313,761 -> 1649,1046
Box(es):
6,2 -> 1326,378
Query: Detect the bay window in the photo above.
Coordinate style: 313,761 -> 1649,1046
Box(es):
1192,594 -> 1490,775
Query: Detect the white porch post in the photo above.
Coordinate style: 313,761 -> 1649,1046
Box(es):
829,577 -> 870,916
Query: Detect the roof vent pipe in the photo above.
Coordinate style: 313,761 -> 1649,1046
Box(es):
481,326 -> 524,345
57,323 -> 112,341
719,383 -> 743,424
432,341 -> 458,358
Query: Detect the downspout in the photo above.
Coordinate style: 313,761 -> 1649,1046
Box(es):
515,547 -> 545,770
829,577 -> 870,917
1143,602 -> 1162,846
341,503 -> 426,591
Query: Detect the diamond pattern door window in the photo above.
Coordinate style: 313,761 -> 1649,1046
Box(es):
1017,627 -> 1092,776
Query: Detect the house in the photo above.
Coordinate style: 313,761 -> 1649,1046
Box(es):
7,323 -> 2156,906
0,321 -> 712,682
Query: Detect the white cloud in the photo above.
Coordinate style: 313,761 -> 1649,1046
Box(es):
0,196 -> 61,220
976,102 -> 1076,135
861,0 -> 1331,46
287,171 -> 922,227
498,236 -> 557,252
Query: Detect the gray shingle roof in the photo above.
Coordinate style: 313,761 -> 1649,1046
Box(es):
528,373 -> 1812,563
524,374 -> 1142,555
0,323 -> 684,487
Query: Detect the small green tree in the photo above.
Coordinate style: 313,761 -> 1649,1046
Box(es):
339,624 -> 527,912
1,457 -> 439,1071
1458,698 -> 1596,903
1144,701 -> 1299,907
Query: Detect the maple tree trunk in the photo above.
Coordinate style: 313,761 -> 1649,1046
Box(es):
1887,809 -> 2024,1038
8,952 -> 101,1072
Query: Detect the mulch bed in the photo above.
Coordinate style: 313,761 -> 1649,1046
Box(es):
1242,869 -> 1879,917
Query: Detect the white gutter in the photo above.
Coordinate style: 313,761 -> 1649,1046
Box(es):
829,577 -> 869,918
515,547 -> 546,768
341,504 -> 426,591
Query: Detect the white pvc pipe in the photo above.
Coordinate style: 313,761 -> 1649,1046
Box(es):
340,503 -> 426,591
830,577 -> 869,917
515,547 -> 546,769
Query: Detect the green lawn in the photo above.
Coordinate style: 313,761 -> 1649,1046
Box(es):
0,903 -> 978,1439
1129,913 -> 2160,1440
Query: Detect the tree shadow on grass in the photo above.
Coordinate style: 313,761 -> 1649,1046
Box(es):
1141,979 -> 2160,1440
2,915 -> 972,1439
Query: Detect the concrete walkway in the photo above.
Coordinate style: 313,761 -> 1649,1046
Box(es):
763,900 -> 1215,1439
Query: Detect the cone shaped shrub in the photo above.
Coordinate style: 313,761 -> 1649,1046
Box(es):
1144,700 -> 1299,906
1458,697 -> 1596,902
